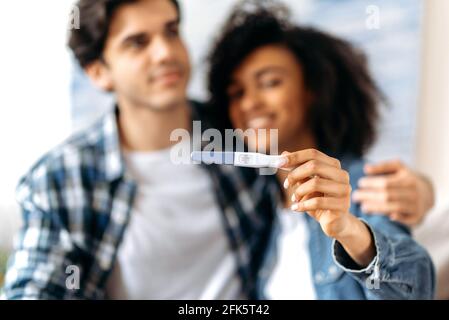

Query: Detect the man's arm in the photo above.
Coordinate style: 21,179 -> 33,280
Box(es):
2,179 -> 77,300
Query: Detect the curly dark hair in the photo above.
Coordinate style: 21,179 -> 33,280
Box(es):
68,0 -> 180,68
207,0 -> 383,157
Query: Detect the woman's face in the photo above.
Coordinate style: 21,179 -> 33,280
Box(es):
227,45 -> 312,153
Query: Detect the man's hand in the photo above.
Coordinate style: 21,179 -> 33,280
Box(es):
280,149 -> 375,267
352,159 -> 435,227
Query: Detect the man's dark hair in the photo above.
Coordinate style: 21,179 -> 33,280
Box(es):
207,0 -> 383,157
68,0 -> 180,68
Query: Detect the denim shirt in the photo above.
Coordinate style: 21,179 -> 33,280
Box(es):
259,154 -> 436,300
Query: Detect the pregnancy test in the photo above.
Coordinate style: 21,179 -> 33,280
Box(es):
191,151 -> 287,169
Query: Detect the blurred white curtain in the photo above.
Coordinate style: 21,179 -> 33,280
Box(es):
414,0 -> 449,300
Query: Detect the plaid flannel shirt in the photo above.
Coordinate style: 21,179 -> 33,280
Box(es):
1,102 -> 280,300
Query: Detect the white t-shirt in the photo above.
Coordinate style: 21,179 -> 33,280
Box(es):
106,144 -> 240,300
265,209 -> 316,300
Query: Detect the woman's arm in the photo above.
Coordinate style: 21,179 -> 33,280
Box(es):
281,148 -> 375,266
279,149 -> 435,299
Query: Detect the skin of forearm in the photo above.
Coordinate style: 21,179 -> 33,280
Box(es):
335,214 -> 376,268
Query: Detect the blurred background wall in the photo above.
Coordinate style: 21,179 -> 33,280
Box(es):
0,0 -> 74,249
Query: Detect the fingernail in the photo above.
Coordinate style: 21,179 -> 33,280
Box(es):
291,194 -> 296,202
291,203 -> 299,211
283,178 -> 289,189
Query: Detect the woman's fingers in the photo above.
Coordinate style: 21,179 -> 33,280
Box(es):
283,158 -> 348,189
280,149 -> 341,170
291,176 -> 351,200
288,159 -> 350,185
278,149 -> 352,220
291,196 -> 348,212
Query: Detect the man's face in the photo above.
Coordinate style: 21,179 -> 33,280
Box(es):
101,0 -> 190,111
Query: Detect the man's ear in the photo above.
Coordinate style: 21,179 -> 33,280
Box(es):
84,60 -> 114,92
